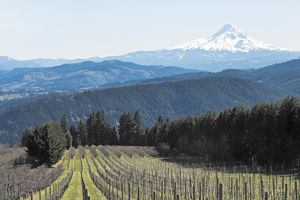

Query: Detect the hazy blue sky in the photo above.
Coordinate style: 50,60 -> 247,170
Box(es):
0,0 -> 299,59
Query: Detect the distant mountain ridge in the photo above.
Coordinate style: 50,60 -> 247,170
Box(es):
0,60 -> 195,94
0,56 -> 85,71
112,59 -> 300,96
1,24 -> 299,71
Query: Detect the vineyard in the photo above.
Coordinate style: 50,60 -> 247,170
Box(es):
1,145 -> 300,200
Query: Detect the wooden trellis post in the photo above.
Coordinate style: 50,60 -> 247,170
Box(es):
45,188 -> 47,200
261,180 -> 264,200
264,192 -> 268,200
219,183 -> 223,200
38,190 -> 41,200
128,183 -> 130,200
121,183 -> 123,200
192,185 -> 195,200
216,178 -> 219,200
244,182 -> 247,200
295,181 -> 298,200
284,184 -> 288,200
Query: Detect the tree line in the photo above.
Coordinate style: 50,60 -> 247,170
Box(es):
21,111 -> 144,165
22,97 -> 300,167
69,111 -> 144,147
146,96 -> 300,167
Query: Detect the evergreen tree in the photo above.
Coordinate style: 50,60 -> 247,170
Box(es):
60,114 -> 72,149
148,116 -> 170,146
70,125 -> 80,147
118,112 -> 135,145
21,128 -> 31,147
95,111 -> 105,145
24,121 -> 67,165
87,113 -> 96,145
78,120 -> 87,145
65,131 -> 72,149
133,111 -> 144,145
60,114 -> 68,133
110,127 -> 118,145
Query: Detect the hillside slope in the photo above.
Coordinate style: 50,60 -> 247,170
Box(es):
217,59 -> 300,95
134,59 -> 300,96
0,77 -> 280,144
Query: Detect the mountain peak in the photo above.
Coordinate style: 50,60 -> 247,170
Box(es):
169,24 -> 287,52
220,23 -> 236,30
212,24 -> 244,37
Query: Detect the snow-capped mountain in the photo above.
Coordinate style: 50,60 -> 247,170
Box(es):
169,24 -> 287,52
100,24 -> 299,71
0,24 -> 299,71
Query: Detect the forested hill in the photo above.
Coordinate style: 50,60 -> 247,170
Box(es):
0,77 -> 280,144
132,59 -> 300,96
218,59 -> 300,95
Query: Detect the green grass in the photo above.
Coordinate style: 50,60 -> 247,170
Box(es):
61,152 -> 83,200
81,158 -> 106,200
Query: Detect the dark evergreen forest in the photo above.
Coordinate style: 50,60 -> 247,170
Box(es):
22,97 -> 300,167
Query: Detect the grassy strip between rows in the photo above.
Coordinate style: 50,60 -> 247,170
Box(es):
61,151 -> 83,200
86,150 -> 102,176
81,157 -> 107,200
